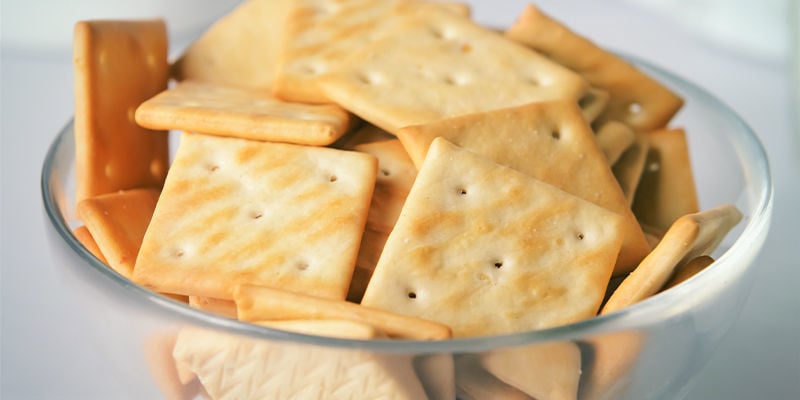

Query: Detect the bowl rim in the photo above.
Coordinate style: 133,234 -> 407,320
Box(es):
41,52 -> 773,353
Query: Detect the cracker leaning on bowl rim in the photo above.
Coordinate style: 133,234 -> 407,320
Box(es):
132,132 -> 377,301
361,138 -> 625,337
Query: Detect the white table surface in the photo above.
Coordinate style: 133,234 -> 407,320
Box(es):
2,1 -> 799,399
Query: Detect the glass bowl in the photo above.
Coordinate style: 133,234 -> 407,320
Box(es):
41,54 -> 772,400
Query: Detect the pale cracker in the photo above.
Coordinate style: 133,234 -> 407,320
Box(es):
579,87 -> 610,123
361,138 -> 625,337
319,4 -> 588,134
188,296 -> 238,319
274,0 -> 471,103
144,332 -> 202,400
455,355 -> 533,400
396,100 -> 649,274
601,204 -> 742,314
133,132 -> 377,300
579,331 -> 644,400
595,120 -> 636,165
506,4 -> 684,132
73,226 -> 108,264
171,0 -> 292,89
348,139 -> 417,301
173,327 -> 428,400
662,255 -> 715,291
77,188 -> 160,278
73,19 -> 169,203
333,123 -> 395,150
612,131 -> 650,205
482,342 -> 581,400
234,284 -> 452,340
135,81 -> 353,146
255,319 -> 387,339
632,127 -> 700,231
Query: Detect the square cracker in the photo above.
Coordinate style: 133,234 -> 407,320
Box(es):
506,4 -> 684,132
348,139 -> 417,302
361,138 -> 625,337
595,120 -> 636,165
170,0 -> 292,89
601,204 -> 742,314
73,19 -> 169,203
172,326 -> 428,400
612,131 -> 650,205
73,226 -> 108,264
397,100 -> 649,274
632,127 -> 700,231
234,284 -> 452,340
133,132 -> 377,300
135,81 -> 353,146
319,4 -> 588,134
77,188 -> 160,278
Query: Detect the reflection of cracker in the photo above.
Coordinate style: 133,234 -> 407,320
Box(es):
173,327 -> 428,399
455,355 -> 533,400
320,4 -> 587,133
397,101 -> 647,274
144,331 -> 201,400
482,342 -> 581,400
234,285 -> 452,340
73,226 -> 108,264
73,20 -> 169,202
77,188 -> 160,278
632,128 -> 700,231
171,0 -> 292,89
602,204 -> 741,314
135,81 -> 353,146
133,133 -> 377,300
506,4 -> 683,132
579,331 -> 644,400
362,139 -> 625,337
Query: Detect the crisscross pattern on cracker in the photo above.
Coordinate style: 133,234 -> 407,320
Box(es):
135,81 -> 353,146
361,138 -> 625,337
133,133 -> 377,300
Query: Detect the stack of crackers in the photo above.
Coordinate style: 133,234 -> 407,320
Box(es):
71,2 -> 744,399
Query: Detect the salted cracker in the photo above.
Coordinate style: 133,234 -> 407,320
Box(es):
255,319 -> 386,339
506,4 -> 684,132
455,355 -> 533,400
612,131 -> 650,205
361,138 -> 625,337
333,123 -> 395,150
662,255 -> 715,291
319,4 -> 588,134
188,296 -> 238,319
601,204 -> 742,314
172,326 -> 429,399
171,0 -> 292,89
396,100 -> 649,274
482,342 -> 581,400
234,285 -> 452,340
632,127 -> 700,231
133,132 -> 377,300
76,188 -> 160,278
73,19 -> 169,203
595,120 -> 636,165
135,81 -> 353,146
580,87 -> 610,123
348,139 -> 417,301
73,226 -> 108,264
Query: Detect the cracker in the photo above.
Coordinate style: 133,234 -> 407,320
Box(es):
173,327 -> 429,399
133,132 -> 377,300
481,342 -> 581,400
135,81 -> 353,146
579,87 -> 610,123
73,19 -> 169,203
255,319 -> 387,339
601,204 -> 742,314
319,4 -> 588,134
73,226 -> 108,264
506,4 -> 684,132
275,0 -> 471,103
144,332 -> 201,400
171,0 -> 292,89
455,355 -> 533,400
188,296 -> 237,319
333,123 -> 395,150
234,284 -> 452,340
612,131 -> 649,205
632,128 -> 700,231
595,120 -> 636,165
396,100 -> 649,274
348,139 -> 417,301
662,255 -> 715,290
76,188 -> 160,278
579,331 -> 644,400
361,138 -> 625,337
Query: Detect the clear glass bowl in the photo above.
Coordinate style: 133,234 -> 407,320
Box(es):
41,55 -> 772,400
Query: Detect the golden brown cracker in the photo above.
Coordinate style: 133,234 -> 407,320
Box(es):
188,296 -> 238,319
73,226 -> 108,264
663,255 -> 715,290
595,120 -> 636,165
612,131 -> 650,206
73,19 -> 169,203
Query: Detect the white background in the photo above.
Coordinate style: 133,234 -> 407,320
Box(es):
2,0 -> 799,398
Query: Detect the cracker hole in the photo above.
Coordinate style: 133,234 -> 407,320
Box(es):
329,175 -> 338,182
296,261 -> 309,271
407,291 -> 417,299
208,164 -> 220,172
577,233 -> 585,240
175,250 -> 185,258
150,159 -> 166,179
302,62 -> 326,76
494,261 -> 503,269
444,74 -> 470,86
380,169 -> 391,177
525,77 -> 540,86
251,212 -> 263,220
457,187 -> 468,196
551,130 -> 561,140
628,102 -> 643,115
358,71 -> 382,85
